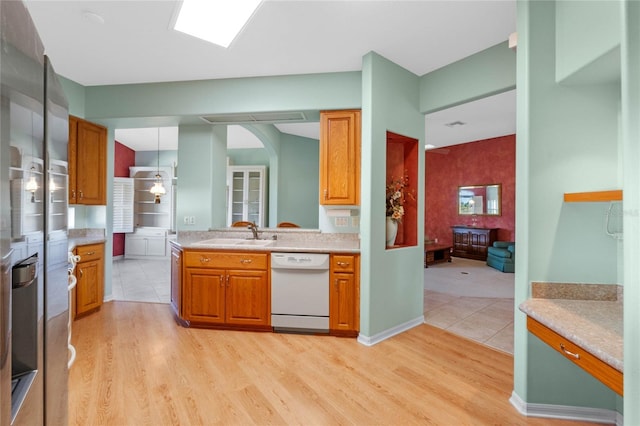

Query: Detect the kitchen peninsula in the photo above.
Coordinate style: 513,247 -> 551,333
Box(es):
170,229 -> 360,337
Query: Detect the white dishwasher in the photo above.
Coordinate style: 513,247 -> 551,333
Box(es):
271,252 -> 330,333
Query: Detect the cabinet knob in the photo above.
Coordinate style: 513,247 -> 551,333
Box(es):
200,256 -> 210,263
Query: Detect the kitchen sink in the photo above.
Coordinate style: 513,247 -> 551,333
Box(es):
235,239 -> 274,246
192,238 -> 246,246
192,238 -> 274,247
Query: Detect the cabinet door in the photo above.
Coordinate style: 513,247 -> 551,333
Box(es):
225,270 -> 269,326
170,247 -> 182,316
125,236 -> 147,256
68,116 -> 78,204
319,110 -> 361,205
330,272 -> 358,334
76,119 -> 107,205
76,259 -> 101,316
184,268 -> 226,324
146,237 -> 166,257
227,166 -> 266,227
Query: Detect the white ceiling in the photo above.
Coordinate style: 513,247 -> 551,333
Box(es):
24,0 -> 517,151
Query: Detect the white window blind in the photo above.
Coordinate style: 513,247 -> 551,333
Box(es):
113,177 -> 134,233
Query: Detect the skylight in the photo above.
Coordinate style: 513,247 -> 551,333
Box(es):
173,0 -> 262,48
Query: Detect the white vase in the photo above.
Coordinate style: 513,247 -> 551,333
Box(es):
386,217 -> 398,247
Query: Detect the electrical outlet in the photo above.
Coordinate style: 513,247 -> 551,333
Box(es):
189,216 -> 196,225
183,216 -> 189,225
351,216 -> 360,227
335,217 -> 348,227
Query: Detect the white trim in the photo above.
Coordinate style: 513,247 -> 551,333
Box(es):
357,315 -> 424,346
509,391 -> 620,425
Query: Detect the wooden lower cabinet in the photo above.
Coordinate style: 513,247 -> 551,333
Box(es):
174,247 -> 360,337
329,254 -> 360,336
73,243 -> 104,319
182,250 -> 270,330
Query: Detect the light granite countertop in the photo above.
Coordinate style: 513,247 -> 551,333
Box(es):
519,283 -> 623,372
68,228 -> 107,250
171,229 -> 360,254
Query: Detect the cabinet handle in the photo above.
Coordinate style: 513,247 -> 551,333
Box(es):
79,269 -> 83,278
71,190 -> 76,199
335,278 -> 339,287
79,190 -> 83,199
324,189 -> 328,200
337,261 -> 350,267
85,251 -> 95,256
226,275 -> 230,287
559,343 -> 580,360
240,259 -> 252,264
219,275 -> 224,287
200,256 -> 210,263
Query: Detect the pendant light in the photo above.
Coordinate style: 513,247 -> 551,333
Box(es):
149,128 -> 166,204
25,116 -> 39,202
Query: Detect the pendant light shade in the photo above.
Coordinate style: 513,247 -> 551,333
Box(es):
150,128 -> 166,204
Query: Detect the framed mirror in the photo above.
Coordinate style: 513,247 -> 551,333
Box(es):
458,184 -> 501,215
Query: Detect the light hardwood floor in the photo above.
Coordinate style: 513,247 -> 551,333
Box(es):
69,302 -> 601,426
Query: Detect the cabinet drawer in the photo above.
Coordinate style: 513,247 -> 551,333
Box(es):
331,254 -> 357,273
527,317 -> 623,396
75,243 -> 104,262
184,251 -> 268,270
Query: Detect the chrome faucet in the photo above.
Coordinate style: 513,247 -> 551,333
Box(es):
247,222 -> 259,239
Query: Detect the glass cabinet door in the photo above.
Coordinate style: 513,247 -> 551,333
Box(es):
227,166 -> 266,227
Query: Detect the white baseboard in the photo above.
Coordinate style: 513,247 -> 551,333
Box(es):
357,315 -> 425,346
509,391 -> 621,425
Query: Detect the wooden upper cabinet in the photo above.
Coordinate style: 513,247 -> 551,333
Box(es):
319,110 -> 361,205
68,115 -> 107,205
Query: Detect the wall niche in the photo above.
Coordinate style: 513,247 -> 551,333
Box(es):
386,131 -> 418,248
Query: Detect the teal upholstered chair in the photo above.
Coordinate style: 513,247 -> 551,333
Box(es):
486,241 -> 515,273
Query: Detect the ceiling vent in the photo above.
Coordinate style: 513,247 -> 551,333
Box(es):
200,111 -> 307,124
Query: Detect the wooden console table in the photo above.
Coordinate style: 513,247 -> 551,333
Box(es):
424,243 -> 452,267
451,226 -> 497,261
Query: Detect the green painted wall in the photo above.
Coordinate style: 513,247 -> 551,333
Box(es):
419,41 -> 516,114
227,148 -> 269,166
621,0 -> 640,421
175,124 -> 226,231
515,0 -> 619,412
555,0 -> 621,84
59,76 -> 85,117
276,133 -> 319,229
359,52 -> 425,339
82,72 -> 362,123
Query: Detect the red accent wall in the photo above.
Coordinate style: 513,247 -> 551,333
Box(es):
425,134 -> 515,245
113,141 -> 136,256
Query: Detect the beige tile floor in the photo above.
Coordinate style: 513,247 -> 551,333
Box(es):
424,289 -> 514,354
111,258 -> 514,354
112,258 -> 171,303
